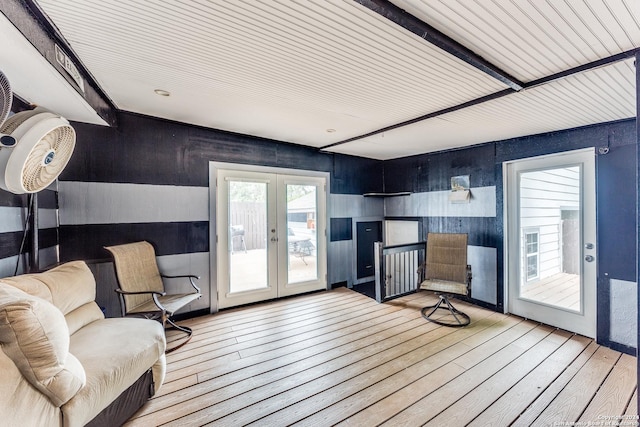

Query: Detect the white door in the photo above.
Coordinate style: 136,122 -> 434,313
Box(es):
217,169 -> 327,309
506,149 -> 596,338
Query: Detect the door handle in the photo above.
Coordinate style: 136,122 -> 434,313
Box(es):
585,243 -> 594,250
584,255 -> 595,262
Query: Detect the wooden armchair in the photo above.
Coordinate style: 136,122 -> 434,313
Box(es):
418,233 -> 472,327
105,241 -> 201,352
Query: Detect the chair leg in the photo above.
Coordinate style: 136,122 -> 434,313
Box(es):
421,294 -> 470,327
164,317 -> 193,353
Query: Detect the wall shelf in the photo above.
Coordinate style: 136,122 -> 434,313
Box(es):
363,192 -> 411,197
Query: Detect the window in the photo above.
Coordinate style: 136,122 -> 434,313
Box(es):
525,230 -> 540,281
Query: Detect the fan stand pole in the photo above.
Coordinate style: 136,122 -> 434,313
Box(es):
28,193 -> 39,273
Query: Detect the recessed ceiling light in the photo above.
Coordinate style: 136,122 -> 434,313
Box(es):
154,89 -> 171,97
326,128 -> 336,133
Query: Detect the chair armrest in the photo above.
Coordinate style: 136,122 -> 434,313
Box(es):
115,289 -> 168,314
115,289 -> 166,297
160,274 -> 201,293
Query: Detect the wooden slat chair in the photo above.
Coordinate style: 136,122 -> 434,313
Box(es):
105,241 -> 201,353
418,233 -> 472,327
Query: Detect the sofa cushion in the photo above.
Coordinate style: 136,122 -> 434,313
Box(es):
63,317 -> 166,427
0,261 -> 104,335
0,285 -> 86,407
0,261 -> 97,315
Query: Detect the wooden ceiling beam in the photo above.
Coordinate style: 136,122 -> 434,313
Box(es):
354,0 -> 524,91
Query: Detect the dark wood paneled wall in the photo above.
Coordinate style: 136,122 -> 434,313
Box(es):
385,118 -> 637,353
59,111 -> 384,261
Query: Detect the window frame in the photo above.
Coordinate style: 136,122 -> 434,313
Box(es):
524,228 -> 540,282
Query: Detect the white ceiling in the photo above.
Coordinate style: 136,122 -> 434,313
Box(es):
19,0 -> 640,159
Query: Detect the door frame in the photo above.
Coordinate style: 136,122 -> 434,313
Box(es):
503,148 -> 596,337
209,162 -> 330,313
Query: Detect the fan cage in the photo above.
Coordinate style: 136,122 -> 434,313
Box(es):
0,71 -> 11,126
0,109 -> 41,136
21,124 -> 75,193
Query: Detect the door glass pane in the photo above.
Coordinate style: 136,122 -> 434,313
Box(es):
286,184 -> 317,284
228,180 -> 268,293
519,166 -> 581,312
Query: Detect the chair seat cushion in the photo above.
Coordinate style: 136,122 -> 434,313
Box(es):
129,292 -> 201,315
420,279 -> 468,296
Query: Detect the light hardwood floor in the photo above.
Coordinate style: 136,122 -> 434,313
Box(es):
126,288 -> 637,427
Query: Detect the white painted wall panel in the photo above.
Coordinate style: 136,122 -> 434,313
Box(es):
0,255 -> 22,278
384,186 -> 496,218
328,240 -> 354,287
39,246 -> 59,271
156,251 -> 210,313
610,278 -> 637,348
0,246 -> 59,278
330,194 -> 384,218
39,209 -> 59,230
0,207 -> 25,233
468,245 -> 497,305
59,181 -> 209,225
385,220 -> 419,246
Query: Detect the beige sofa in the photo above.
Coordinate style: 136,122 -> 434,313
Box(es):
0,261 -> 166,427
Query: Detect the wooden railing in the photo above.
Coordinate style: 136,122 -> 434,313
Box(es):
374,241 -> 426,303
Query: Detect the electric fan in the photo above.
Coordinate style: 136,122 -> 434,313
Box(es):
0,70 -> 76,194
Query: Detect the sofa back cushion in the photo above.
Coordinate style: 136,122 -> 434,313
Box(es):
0,261 -> 104,334
0,285 -> 86,407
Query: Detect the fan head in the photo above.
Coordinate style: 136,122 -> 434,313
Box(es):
0,109 -> 76,194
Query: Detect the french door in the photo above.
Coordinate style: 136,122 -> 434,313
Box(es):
216,169 -> 327,309
506,149 -> 596,338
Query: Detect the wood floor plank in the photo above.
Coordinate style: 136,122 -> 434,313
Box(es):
165,297 -> 389,373
165,320 -> 447,426
622,388 -> 638,425
153,374 -> 198,398
510,340 -> 601,426
149,305 -> 411,399
128,303 -> 434,424
468,334 -> 592,427
379,323 -> 553,426
163,298 -> 404,383
424,328 -> 573,427
177,288 -> 360,334
119,288 -> 637,427
579,353 -> 637,423
284,315 -> 525,427
188,291 -> 366,343
162,306 -> 498,425
518,345 -> 621,426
